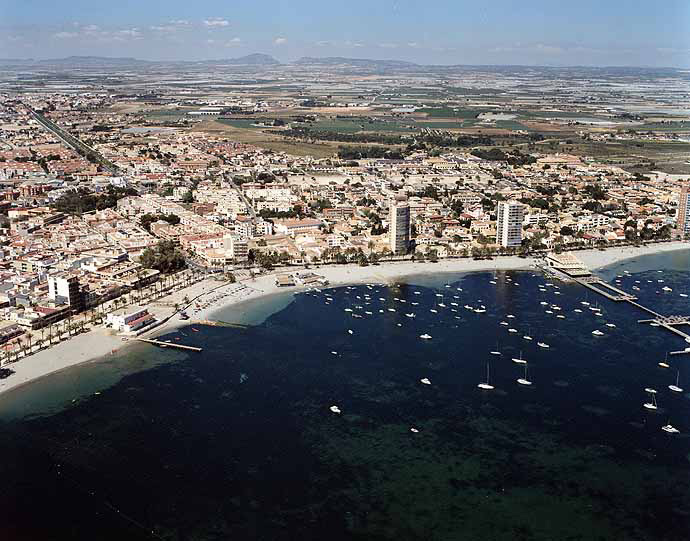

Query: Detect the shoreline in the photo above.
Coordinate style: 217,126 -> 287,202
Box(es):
0,241 -> 687,400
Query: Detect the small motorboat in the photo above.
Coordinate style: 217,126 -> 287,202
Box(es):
330,405 -> 342,414
420,378 -> 432,385
419,334 -> 432,340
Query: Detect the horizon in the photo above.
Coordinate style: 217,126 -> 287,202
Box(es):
1,0 -> 689,68
0,53 -> 687,72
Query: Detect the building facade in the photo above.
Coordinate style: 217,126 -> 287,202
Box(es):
47,274 -> 85,313
389,196 -> 411,255
106,307 -> 156,333
677,183 -> 690,236
496,201 -> 525,247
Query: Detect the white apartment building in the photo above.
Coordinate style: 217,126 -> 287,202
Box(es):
496,201 -> 524,247
677,183 -> 690,235
389,196 -> 411,254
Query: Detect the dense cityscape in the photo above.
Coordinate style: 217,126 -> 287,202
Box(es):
0,61 -> 688,358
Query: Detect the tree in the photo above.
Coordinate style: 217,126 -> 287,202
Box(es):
51,185 -> 137,214
140,213 -> 181,232
182,190 -> 194,204
140,241 -> 186,274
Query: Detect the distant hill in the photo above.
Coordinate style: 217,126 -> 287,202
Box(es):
6,54 -> 282,68
38,56 -> 151,66
295,56 -> 419,69
199,53 -> 280,66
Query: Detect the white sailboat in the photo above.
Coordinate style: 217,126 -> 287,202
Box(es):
669,370 -> 683,393
490,342 -> 501,356
478,361 -> 495,390
659,353 -> 670,369
643,390 -> 658,411
517,364 -> 532,386
662,423 -> 680,434
512,351 -> 527,364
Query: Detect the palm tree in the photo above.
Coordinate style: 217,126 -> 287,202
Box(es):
16,337 -> 24,358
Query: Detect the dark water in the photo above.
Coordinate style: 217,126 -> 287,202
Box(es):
1,252 -> 690,540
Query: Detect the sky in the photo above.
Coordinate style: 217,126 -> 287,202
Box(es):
1,0 -> 689,67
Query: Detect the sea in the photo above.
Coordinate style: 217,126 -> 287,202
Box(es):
1,250 -> 689,540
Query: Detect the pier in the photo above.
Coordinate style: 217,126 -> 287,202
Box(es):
572,276 -> 690,344
575,277 -> 638,302
192,319 -> 249,329
136,338 -> 202,352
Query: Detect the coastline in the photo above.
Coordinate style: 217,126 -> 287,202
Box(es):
0,240 -> 687,400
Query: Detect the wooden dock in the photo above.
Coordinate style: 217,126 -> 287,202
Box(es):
192,319 -> 249,329
136,338 -> 202,352
637,316 -> 690,342
575,277 -> 637,301
574,276 -> 690,344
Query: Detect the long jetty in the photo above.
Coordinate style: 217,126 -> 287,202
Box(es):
573,276 -> 690,344
136,338 -> 202,352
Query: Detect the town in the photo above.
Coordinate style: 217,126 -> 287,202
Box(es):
0,59 -> 688,363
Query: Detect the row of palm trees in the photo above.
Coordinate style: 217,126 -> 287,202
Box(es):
1,317 -> 87,366
0,269 -> 208,367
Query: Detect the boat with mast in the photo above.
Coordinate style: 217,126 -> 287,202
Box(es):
512,351 -> 527,364
478,361 -> 495,390
517,364 -> 532,386
643,389 -> 658,410
669,370 -> 683,393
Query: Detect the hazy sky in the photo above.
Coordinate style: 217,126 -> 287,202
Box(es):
1,0 -> 689,67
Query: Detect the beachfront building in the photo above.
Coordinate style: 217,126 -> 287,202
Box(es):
389,196 -> 411,255
47,273 -> 85,313
496,201 -> 525,248
106,307 -> 156,333
677,183 -> 690,236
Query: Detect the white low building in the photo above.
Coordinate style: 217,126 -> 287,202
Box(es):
106,307 -> 156,333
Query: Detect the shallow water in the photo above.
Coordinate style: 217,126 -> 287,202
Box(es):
1,252 -> 690,540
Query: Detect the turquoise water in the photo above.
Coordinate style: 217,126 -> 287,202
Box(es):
1,251 -> 689,540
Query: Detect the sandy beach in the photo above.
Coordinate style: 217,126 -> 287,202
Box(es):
0,240 -> 687,399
